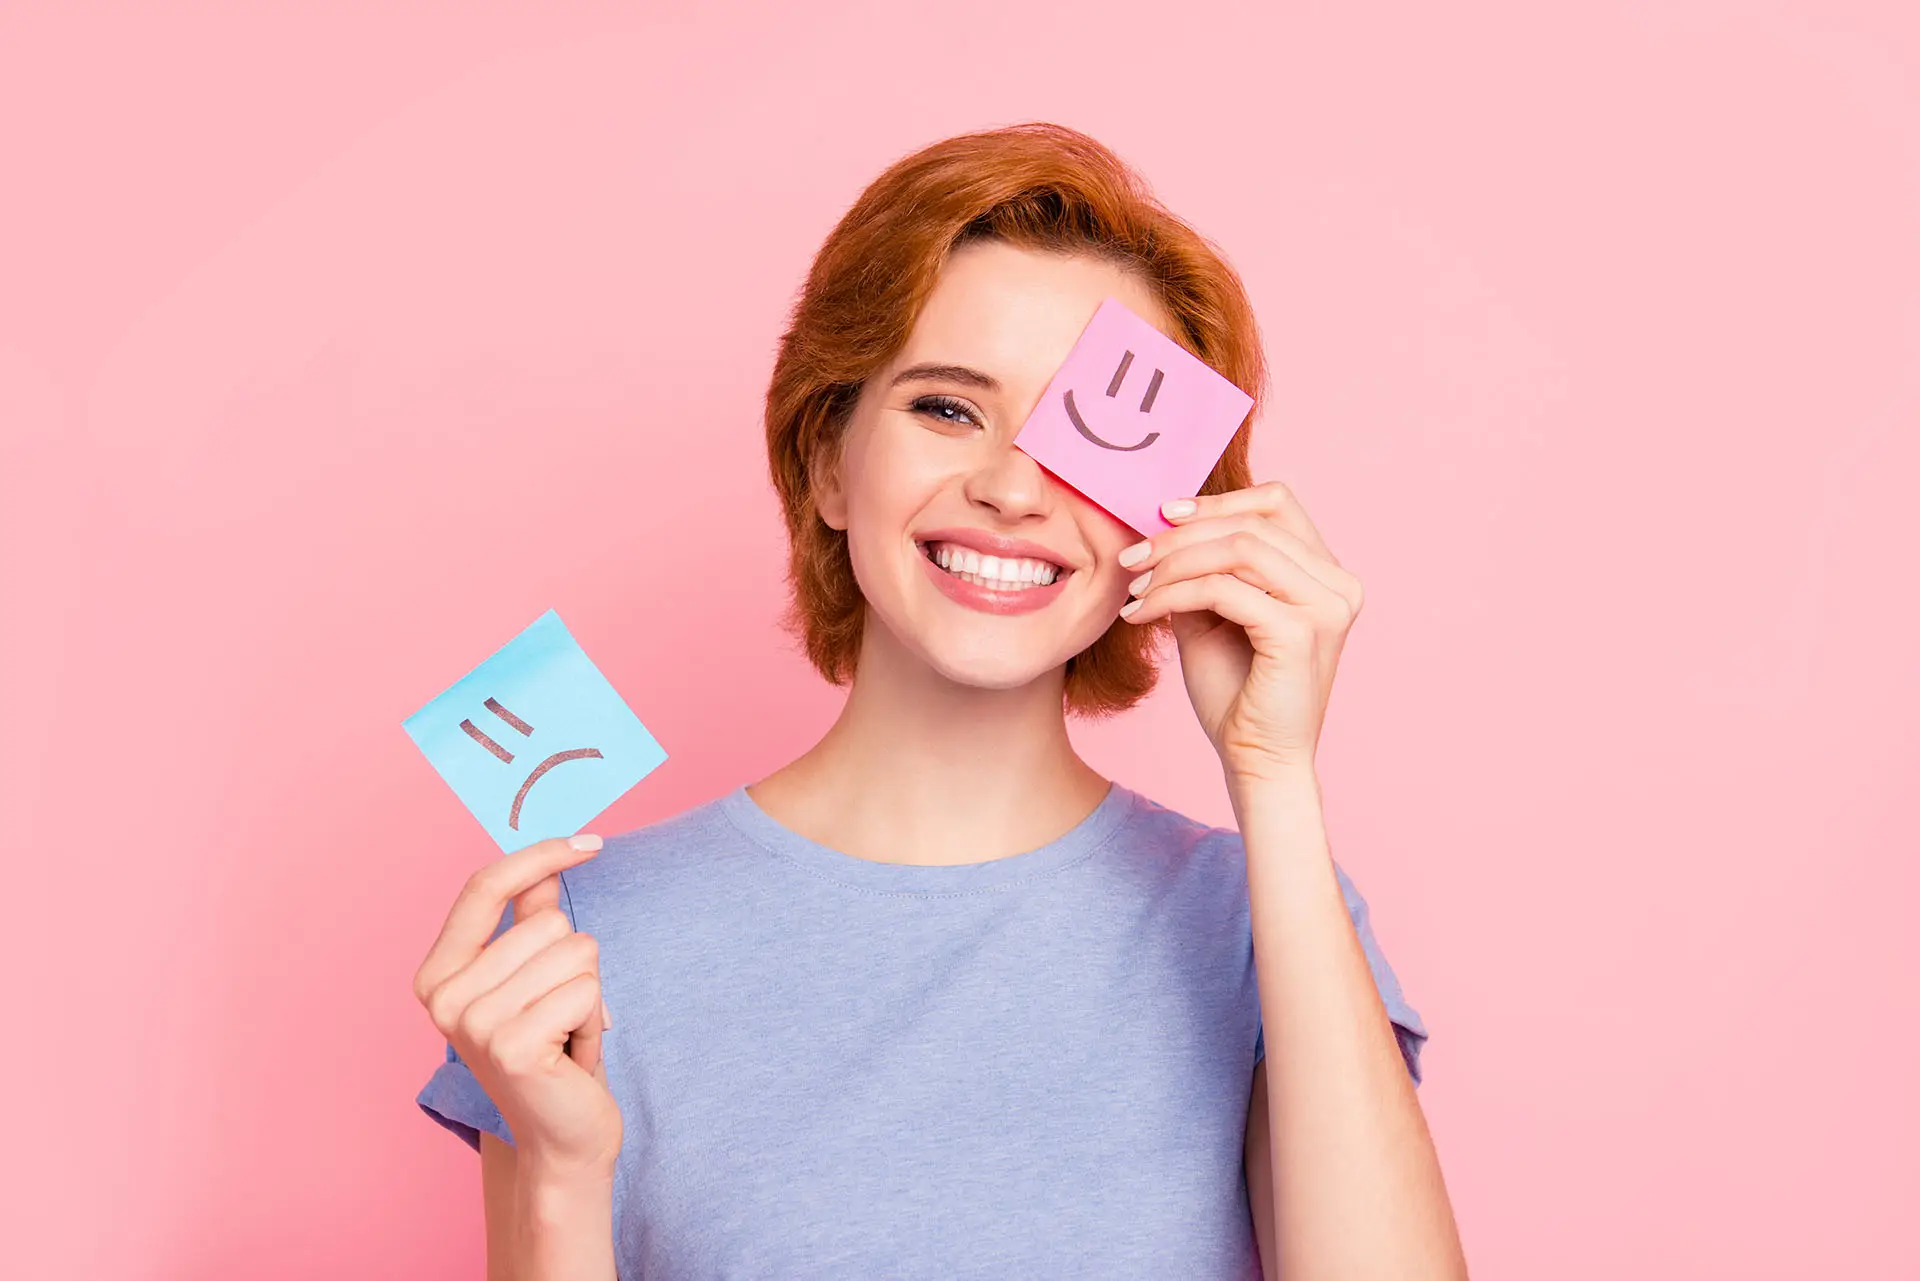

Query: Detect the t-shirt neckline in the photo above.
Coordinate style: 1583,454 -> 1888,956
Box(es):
718,779 -> 1140,894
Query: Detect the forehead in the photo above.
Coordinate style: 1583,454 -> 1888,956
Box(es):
895,239 -> 1177,387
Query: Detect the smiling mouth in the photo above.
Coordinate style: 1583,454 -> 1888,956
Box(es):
917,540 -> 1069,592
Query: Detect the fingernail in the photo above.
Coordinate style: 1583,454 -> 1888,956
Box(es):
600,997 -> 613,1029
1162,498 -> 1197,520
568,833 -> 602,851
1129,571 -> 1152,596
1119,599 -> 1143,619
1117,540 -> 1152,568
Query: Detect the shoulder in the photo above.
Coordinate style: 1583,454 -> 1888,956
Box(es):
1117,785 -> 1375,915
1117,786 -> 1248,868
554,789 -> 746,931
1105,787 -> 1253,909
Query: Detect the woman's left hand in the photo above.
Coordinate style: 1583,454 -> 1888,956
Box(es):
1117,480 -> 1363,784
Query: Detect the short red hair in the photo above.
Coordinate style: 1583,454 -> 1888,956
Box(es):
764,122 -> 1267,716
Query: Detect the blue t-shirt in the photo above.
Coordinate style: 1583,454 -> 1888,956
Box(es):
417,781 -> 1426,1279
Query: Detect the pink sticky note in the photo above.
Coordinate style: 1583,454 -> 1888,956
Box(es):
1013,296 -> 1254,536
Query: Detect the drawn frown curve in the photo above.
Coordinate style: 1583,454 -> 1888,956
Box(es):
509,748 -> 605,829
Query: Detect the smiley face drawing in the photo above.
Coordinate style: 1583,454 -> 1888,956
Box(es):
1012,297 -> 1255,537
1062,348 -> 1164,453
403,608 -> 669,852
459,696 -> 604,831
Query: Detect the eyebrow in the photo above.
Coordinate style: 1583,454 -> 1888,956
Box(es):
889,362 -> 1003,394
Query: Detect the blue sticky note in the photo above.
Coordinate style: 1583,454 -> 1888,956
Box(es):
403,609 -> 667,852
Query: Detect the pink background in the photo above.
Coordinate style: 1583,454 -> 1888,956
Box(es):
3,2 -> 1915,1277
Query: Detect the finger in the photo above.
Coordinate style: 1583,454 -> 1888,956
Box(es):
1161,480 -> 1338,565
414,834 -> 602,1001
512,871 -> 565,934
1121,571 -> 1298,639
422,905 -> 576,1033
1120,514 -> 1355,601
462,930 -> 603,1046
489,971 -> 603,1079
1128,531 -> 1356,617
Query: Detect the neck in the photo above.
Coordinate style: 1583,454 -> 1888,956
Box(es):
747,620 -> 1113,866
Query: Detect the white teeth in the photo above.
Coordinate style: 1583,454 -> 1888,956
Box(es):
925,542 -> 1062,591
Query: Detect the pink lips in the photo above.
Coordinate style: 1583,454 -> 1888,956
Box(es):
915,527 -> 1074,617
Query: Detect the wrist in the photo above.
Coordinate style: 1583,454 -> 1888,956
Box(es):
512,1155 -> 618,1281
517,1153 -> 617,1204
1225,764 -> 1322,814
1226,769 -> 1333,866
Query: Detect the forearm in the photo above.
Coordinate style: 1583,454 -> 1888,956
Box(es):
511,1162 -> 619,1281
1232,769 -> 1466,1281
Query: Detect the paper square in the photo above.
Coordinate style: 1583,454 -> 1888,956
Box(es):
402,609 -> 667,853
1013,296 -> 1254,536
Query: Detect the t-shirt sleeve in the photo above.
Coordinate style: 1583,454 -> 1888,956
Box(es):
415,881 -> 579,1152
417,1038 -> 515,1153
1252,862 -> 1429,1087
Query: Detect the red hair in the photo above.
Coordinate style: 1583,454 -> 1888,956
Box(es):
764,122 -> 1267,716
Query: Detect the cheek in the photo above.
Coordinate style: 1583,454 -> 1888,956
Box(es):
846,428 -> 945,526
1085,562 -> 1132,607
837,438 -> 930,595
1072,508 -> 1141,587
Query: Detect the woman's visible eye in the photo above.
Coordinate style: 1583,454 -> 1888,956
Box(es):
910,394 -> 982,429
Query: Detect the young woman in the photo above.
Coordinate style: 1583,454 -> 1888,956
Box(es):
412,122 -> 1466,1280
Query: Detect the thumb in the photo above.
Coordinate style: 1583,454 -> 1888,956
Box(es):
567,999 -> 604,1078
1171,606 -> 1225,646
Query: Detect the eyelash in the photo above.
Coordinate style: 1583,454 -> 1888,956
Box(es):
911,394 -> 982,429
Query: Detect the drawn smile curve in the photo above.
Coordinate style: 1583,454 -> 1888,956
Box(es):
1063,388 -> 1160,452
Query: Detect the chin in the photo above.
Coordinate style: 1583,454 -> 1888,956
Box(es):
908,624 -> 1104,694
903,641 -> 1048,692
943,662 -> 1057,694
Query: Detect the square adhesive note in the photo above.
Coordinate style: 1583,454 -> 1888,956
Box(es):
1014,296 -> 1255,536
403,609 -> 667,852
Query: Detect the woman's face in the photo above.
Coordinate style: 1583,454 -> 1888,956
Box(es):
816,238 -> 1171,692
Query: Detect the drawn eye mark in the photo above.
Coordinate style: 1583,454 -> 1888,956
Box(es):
1138,368 -> 1164,412
1066,349 -> 1164,452
484,696 -> 532,735
460,696 -> 535,762
460,696 -> 607,829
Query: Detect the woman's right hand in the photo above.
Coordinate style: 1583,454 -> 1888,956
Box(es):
413,833 -> 622,1178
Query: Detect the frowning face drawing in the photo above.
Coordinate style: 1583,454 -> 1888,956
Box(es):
403,608 -> 669,852
458,695 -> 604,832
1013,296 -> 1255,537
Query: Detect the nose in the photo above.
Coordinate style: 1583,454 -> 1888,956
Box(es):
961,440 -> 1052,521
